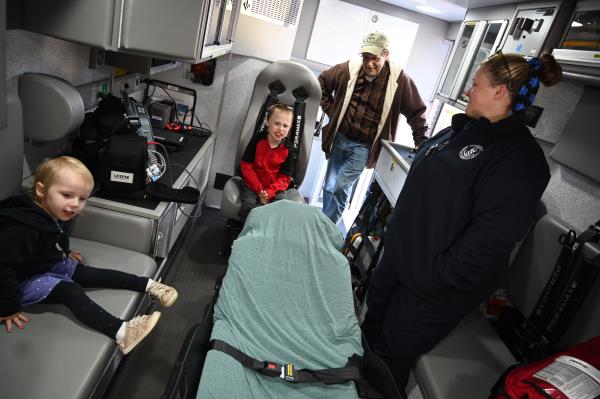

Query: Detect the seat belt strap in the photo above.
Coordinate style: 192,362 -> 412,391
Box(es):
210,339 -> 362,384
254,80 -> 286,137
519,219 -> 600,360
287,86 -> 309,186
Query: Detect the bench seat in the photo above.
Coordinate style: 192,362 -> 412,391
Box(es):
415,311 -> 516,399
414,214 -> 582,399
0,238 -> 156,399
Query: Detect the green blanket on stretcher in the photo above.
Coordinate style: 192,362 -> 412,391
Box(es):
196,200 -> 363,398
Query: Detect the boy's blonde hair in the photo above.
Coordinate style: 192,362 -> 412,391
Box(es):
266,103 -> 293,120
34,156 -> 94,201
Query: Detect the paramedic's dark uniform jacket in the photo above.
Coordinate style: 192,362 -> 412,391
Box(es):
368,113 -> 550,357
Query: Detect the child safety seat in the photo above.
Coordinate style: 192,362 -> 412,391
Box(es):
219,60 -> 322,221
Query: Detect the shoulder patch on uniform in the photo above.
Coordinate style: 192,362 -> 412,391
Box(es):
459,145 -> 484,160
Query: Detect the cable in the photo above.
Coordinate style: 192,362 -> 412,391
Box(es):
148,80 -> 213,135
155,86 -> 183,124
193,113 -> 213,135
168,163 -> 204,219
149,142 -> 203,218
147,149 -> 167,181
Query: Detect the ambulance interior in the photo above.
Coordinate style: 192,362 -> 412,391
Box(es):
1,0 -> 600,398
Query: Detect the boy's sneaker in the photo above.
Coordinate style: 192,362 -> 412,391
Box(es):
118,311 -> 161,355
148,281 -> 178,307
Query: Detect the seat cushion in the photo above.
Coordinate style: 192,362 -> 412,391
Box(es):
414,311 -> 516,399
221,176 -> 305,221
220,176 -> 243,220
0,239 -> 156,399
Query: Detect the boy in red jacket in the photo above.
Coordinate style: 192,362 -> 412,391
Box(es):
239,104 -> 294,219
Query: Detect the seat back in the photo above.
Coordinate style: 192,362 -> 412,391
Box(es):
506,213 -> 575,316
0,91 -> 24,201
557,241 -> 600,348
507,213 -> 600,349
234,60 -> 322,187
19,73 -> 85,141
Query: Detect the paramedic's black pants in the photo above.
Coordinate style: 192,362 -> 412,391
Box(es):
362,254 -> 464,390
42,264 -> 149,338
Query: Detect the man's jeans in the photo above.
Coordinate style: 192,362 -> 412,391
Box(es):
322,133 -> 370,224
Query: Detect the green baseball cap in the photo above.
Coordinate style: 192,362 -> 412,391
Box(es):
359,31 -> 389,56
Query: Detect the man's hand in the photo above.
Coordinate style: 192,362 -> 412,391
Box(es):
69,250 -> 83,263
1,312 -> 29,333
258,190 -> 269,205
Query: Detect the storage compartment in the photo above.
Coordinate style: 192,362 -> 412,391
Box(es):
373,141 -> 412,207
23,0 -> 118,49
22,0 -> 241,62
552,0 -> 600,85
438,19 -> 507,103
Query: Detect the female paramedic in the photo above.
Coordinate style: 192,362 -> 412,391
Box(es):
362,51 -> 563,392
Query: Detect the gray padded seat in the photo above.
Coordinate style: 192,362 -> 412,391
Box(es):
1,239 -> 155,399
220,60 -> 322,221
414,213 -> 580,399
0,77 -> 157,399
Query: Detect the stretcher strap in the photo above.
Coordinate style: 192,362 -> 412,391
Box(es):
210,339 -> 362,385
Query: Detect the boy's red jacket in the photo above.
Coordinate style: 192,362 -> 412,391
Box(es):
240,132 -> 293,198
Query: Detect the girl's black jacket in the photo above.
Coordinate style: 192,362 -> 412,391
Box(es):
386,113 -> 551,314
0,196 -> 70,316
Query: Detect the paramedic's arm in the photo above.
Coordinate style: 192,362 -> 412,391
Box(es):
318,64 -> 342,117
432,150 -> 549,296
398,72 -> 429,147
240,135 -> 264,193
0,226 -> 36,330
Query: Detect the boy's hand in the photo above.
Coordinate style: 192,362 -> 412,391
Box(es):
258,190 -> 269,204
69,250 -> 83,263
1,312 -> 29,333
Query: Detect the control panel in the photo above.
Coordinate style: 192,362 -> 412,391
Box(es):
502,4 -> 559,57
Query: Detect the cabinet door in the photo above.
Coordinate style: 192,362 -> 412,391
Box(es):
204,0 -> 223,46
220,0 -> 238,44
23,0 -> 118,49
120,0 -> 209,61
457,20 -> 508,103
438,21 -> 486,99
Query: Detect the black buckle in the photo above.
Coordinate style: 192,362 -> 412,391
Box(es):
259,362 -> 281,378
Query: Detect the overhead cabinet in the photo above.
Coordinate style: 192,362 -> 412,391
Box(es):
22,0 -> 240,63
437,19 -> 508,104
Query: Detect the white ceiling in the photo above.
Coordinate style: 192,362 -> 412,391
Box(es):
378,0 -> 518,22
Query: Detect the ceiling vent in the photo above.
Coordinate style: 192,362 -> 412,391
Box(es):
240,0 -> 304,27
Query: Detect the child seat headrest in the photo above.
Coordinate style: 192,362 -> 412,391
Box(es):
19,73 -> 85,141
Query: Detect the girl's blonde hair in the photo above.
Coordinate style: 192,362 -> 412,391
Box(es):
34,156 -> 94,201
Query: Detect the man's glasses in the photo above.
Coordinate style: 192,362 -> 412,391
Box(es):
489,50 -> 512,89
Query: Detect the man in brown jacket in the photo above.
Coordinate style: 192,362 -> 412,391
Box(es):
319,31 -> 429,224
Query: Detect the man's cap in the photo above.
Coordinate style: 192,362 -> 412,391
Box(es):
359,32 -> 389,56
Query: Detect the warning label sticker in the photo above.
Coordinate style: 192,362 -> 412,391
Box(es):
534,356 -> 600,399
